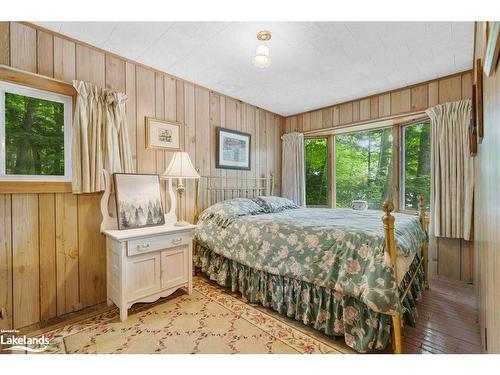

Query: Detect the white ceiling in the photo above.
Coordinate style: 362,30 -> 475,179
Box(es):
34,22 -> 474,116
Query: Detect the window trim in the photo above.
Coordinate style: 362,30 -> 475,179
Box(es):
0,80 -> 72,182
399,117 -> 431,213
304,136 -> 332,208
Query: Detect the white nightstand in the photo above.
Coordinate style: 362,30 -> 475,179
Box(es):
103,223 -> 196,321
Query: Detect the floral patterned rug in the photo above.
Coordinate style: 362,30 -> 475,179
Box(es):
35,277 -> 349,354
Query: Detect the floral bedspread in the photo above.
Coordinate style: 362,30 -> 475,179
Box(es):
194,207 -> 426,316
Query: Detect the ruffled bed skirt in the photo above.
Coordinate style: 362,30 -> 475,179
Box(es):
194,243 -> 425,353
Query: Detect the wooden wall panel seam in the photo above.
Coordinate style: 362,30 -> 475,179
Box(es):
0,22 -> 11,66
0,194 -> 13,329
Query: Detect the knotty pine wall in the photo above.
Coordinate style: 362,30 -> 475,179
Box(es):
0,22 -> 282,330
283,71 -> 474,283
474,22 -> 500,353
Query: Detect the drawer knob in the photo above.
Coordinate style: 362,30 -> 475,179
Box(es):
172,237 -> 182,244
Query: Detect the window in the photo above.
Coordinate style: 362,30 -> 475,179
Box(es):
401,120 -> 431,211
0,81 -> 72,181
305,137 -> 329,206
335,127 -> 393,209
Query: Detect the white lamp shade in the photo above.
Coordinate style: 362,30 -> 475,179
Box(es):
161,152 -> 200,179
253,45 -> 271,68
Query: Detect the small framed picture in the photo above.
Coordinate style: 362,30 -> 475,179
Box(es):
146,117 -> 183,151
114,173 -> 165,230
216,127 -> 251,170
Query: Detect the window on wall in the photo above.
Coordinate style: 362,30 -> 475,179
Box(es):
401,120 -> 431,211
305,137 -> 329,206
335,127 -> 393,209
0,81 -> 72,181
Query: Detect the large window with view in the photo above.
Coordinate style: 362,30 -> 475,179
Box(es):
401,120 -> 431,211
335,127 -> 393,209
305,137 -> 329,206
0,81 -> 72,181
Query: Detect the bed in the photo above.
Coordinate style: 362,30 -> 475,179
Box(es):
193,175 -> 429,353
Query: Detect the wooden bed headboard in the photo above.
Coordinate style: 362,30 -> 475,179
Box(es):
194,174 -> 274,221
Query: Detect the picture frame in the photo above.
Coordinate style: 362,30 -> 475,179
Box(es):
483,21 -> 500,77
113,173 -> 165,230
216,127 -> 251,170
474,58 -> 484,142
145,117 -> 183,151
469,85 -> 478,157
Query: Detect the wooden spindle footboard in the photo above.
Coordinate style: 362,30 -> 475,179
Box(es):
382,194 -> 429,353
382,201 -> 403,354
418,194 -> 429,290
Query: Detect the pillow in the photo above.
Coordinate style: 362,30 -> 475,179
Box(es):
252,196 -> 300,213
198,198 -> 266,227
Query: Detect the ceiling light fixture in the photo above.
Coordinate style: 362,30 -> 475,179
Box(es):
253,30 -> 271,69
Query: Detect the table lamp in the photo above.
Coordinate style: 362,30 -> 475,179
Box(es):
160,152 -> 200,226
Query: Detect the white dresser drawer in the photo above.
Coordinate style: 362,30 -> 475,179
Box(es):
127,232 -> 191,256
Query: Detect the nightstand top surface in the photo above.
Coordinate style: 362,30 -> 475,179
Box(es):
103,223 -> 196,241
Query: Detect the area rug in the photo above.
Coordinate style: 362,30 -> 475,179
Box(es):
35,277 -> 349,354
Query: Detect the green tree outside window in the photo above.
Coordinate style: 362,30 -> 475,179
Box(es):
305,138 -> 329,206
335,128 -> 393,209
5,92 -> 65,176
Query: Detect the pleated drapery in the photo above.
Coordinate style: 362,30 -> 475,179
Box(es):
426,99 -> 474,240
72,80 -> 133,193
281,132 -> 306,206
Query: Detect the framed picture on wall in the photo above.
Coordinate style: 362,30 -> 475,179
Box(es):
114,173 -> 165,230
146,117 -> 183,151
474,58 -> 484,142
483,21 -> 500,77
216,127 -> 251,170
469,85 -> 478,157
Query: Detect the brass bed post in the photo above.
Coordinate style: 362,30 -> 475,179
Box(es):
270,173 -> 274,196
382,201 -> 403,354
418,194 -> 429,290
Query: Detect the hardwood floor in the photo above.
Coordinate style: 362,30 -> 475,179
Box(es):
252,274 -> 482,354
401,276 -> 482,354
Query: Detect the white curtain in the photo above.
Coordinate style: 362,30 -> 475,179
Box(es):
72,80 -> 134,193
426,99 -> 474,240
281,132 -> 306,206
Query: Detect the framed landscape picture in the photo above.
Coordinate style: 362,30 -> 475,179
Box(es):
146,117 -> 182,151
216,127 -> 251,170
114,173 -> 165,230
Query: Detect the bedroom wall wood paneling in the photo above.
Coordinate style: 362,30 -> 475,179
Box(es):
474,21 -> 500,354
283,70 -> 474,284
0,22 -> 282,331
284,71 -> 473,132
